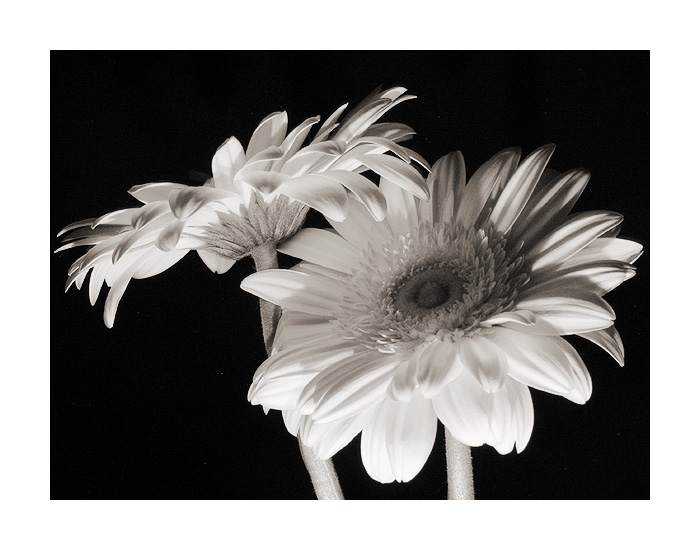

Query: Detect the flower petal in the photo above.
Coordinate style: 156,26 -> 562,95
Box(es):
196,249 -> 236,274
155,219 -> 185,251
275,174 -> 349,221
415,340 -> 465,397
277,228 -> 362,274
457,335 -> 509,393
240,268 -> 345,316
327,198 -> 393,248
354,154 -> 429,201
246,111 -> 288,160
168,186 -> 232,221
456,147 -> 521,227
323,170 -> 387,221
578,325 -> 625,366
103,249 -> 155,328
360,402 -> 395,483
510,168 -> 590,245
432,370 -> 492,447
379,177 -> 419,234
386,357 -> 419,402
299,409 -> 372,460
494,328 -> 590,402
298,352 -> 399,423
516,289 -> 615,334
525,211 -> 624,275
238,170 -> 290,195
128,182 -> 190,203
211,136 -> 246,190
487,144 -> 556,234
568,237 -> 644,265
383,393 -> 437,482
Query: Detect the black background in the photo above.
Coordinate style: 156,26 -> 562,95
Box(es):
51,51 -> 649,500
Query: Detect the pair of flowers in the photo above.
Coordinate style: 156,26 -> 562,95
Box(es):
58,87 -> 641,487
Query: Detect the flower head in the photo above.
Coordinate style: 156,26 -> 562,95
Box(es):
241,145 -> 643,483
57,87 -> 428,328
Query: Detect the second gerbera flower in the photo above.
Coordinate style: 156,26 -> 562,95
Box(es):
241,145 -> 643,483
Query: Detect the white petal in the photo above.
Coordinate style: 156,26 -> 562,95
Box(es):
426,152 -> 466,224
578,325 -> 625,366
240,269 -> 344,316
131,202 -> 171,229
88,260 -> 110,306
155,219 -> 185,251
278,228 -> 362,274
128,182 -> 190,203
484,310 -> 537,326
494,328 -> 589,402
384,394 -> 437,482
386,358 -> 419,402
312,103 -> 348,143
299,409 -> 372,460
238,170 -> 290,195
252,335 -> 358,385
567,237 -> 644,265
432,370 -> 492,447
526,211 -> 624,274
305,354 -> 399,423
510,168 -> 589,245
246,111 -> 288,160
487,144 -> 556,234
525,261 -> 635,296
415,341 -> 465,398
355,154 -> 429,201
456,147 -> 521,227
94,208 -> 139,228
276,116 -> 320,161
271,310 -> 335,354
490,378 -> 535,453
516,289 -> 615,334
327,198 -> 393,248
360,402 -> 395,483
457,335 -> 509,393
275,174 -> 349,221
211,136 -> 246,190
196,249 -> 236,274
103,249 -> 154,328
379,177 -> 419,234
168,186 -> 232,221
323,170 -> 387,221
133,248 -> 188,279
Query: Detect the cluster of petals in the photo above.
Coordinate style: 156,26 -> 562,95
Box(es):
57,88 -> 428,328
242,144 -> 643,483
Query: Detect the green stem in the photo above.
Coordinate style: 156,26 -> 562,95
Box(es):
250,242 -> 344,500
445,428 -> 475,500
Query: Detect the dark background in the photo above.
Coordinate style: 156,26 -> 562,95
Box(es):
51,51 -> 649,500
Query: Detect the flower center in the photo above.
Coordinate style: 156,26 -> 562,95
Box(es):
332,221 -> 528,354
394,267 -> 463,314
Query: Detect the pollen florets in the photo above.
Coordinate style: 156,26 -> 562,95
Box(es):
332,222 -> 528,354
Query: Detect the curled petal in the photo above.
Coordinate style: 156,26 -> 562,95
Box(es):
211,136 -> 246,190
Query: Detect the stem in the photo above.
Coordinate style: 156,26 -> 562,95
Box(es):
445,428 -> 475,500
250,242 -> 344,500
298,440 -> 345,500
250,242 -> 282,356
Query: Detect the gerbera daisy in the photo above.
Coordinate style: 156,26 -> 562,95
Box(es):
241,145 -> 643,485
56,87 -> 428,328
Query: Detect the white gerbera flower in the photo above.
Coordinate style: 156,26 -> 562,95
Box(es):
57,87 -> 428,328
241,145 -> 643,484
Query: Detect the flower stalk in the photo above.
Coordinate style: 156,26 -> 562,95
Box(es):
445,429 -> 475,500
250,241 -> 344,500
